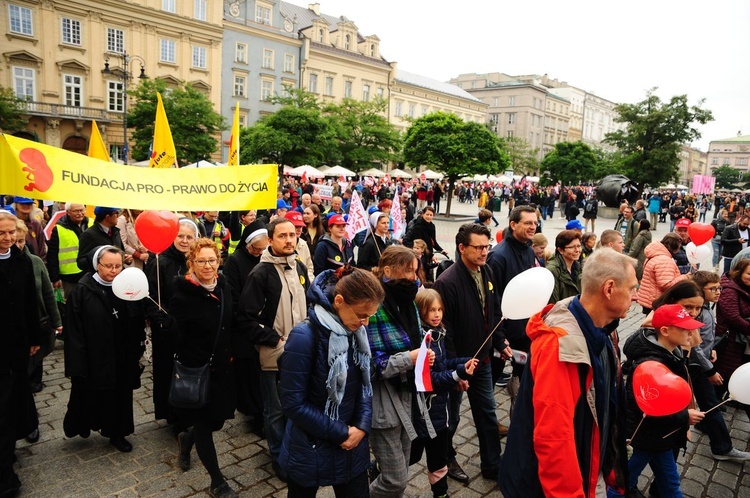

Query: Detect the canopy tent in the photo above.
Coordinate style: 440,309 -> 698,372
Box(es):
527,176 -> 540,183
182,160 -> 222,169
497,175 -> 513,184
324,165 -> 356,177
660,183 -> 676,189
421,169 -> 444,180
358,167 -> 386,177
675,184 -> 689,190
283,165 -> 295,175
317,165 -> 330,173
389,168 -> 413,179
290,165 -> 324,178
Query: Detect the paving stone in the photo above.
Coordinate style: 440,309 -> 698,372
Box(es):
714,468 -> 739,489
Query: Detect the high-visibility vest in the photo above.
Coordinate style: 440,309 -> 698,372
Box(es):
57,219 -> 92,275
228,237 -> 239,255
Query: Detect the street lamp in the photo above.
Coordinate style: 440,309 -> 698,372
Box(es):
102,51 -> 147,164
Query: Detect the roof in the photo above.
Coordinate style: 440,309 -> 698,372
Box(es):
395,70 -> 483,103
711,135 -> 750,143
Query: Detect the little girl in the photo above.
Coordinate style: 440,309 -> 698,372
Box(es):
411,289 -> 477,498
412,239 -> 437,284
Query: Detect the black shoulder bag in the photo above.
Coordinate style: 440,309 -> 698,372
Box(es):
169,297 -> 224,409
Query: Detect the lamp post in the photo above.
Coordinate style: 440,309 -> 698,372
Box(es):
102,51 -> 147,164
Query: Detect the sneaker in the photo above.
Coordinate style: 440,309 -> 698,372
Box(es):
209,481 -> 238,498
713,448 -> 750,461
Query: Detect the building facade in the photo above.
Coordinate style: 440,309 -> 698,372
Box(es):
221,0 -> 301,161
581,93 -> 621,151
543,92 -> 570,155
1,0 -> 223,162
678,144 -> 708,188
706,135 -> 750,175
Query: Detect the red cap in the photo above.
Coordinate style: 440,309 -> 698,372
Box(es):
328,214 -> 347,226
675,218 -> 691,229
284,211 -> 305,227
652,304 -> 704,330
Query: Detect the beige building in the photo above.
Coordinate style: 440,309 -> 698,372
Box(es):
551,86 -> 584,142
1,0 -> 223,162
707,135 -> 750,175
543,93 -> 570,155
581,93 -> 621,151
678,144 -> 708,188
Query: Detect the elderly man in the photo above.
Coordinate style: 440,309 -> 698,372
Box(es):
499,248 -> 635,497
47,203 -> 91,298
12,197 -> 46,262
294,194 -> 312,214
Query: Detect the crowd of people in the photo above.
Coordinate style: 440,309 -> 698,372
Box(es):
3,177 -> 750,498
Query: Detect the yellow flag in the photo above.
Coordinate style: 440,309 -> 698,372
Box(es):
87,120 -> 110,161
228,104 -> 240,166
149,92 -> 177,168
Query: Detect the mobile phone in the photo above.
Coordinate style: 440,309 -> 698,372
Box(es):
511,349 -> 528,365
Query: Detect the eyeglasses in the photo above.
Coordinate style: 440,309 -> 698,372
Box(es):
564,244 -> 583,251
466,244 -> 491,252
194,259 -> 219,267
706,286 -> 722,293
98,263 -> 123,270
343,300 -> 376,323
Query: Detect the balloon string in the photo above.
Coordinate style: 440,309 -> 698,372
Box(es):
626,413 -> 646,446
471,318 -> 505,361
147,295 -> 168,314
156,253 -> 161,309
703,397 -> 732,415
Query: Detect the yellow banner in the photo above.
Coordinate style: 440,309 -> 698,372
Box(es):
0,135 -> 277,211
149,92 -> 177,168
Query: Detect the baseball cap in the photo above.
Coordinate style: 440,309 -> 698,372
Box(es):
565,219 -> 585,230
94,206 -> 121,216
13,196 -> 33,204
675,218 -> 691,229
327,214 -> 347,226
284,211 -> 305,227
652,304 -> 704,330
276,199 -> 291,210
368,206 -> 379,215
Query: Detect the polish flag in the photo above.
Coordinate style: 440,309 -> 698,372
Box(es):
415,332 -> 433,392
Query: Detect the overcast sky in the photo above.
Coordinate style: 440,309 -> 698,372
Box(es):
310,0 -> 749,151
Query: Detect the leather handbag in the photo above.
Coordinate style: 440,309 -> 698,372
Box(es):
169,297 -> 224,409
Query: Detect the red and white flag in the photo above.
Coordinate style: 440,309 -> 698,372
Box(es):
391,192 -> 404,239
301,171 -> 308,184
415,332 -> 433,392
345,190 -> 369,240
44,210 -> 67,240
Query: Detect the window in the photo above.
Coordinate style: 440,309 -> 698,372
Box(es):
235,43 -> 247,63
325,76 -> 333,96
508,113 -> 516,124
194,0 -> 207,21
318,28 -> 324,43
492,97 -> 498,107
344,80 -> 352,98
723,158 -> 731,165
376,87 -> 384,99
162,0 -> 176,13
507,130 -> 514,138
107,28 -> 124,53
489,114 -> 498,124
362,84 -> 370,102
711,157 -> 718,165
160,39 -> 176,63
369,44 -> 375,57
261,80 -> 273,101
61,18 -> 81,45
395,101 -> 402,117
408,104 -> 415,118
529,132 -> 534,144
344,34 -> 350,50
508,96 -> 516,106
9,4 -> 32,35
107,81 -> 124,112
255,4 -> 271,24
421,105 -> 428,116
192,46 -> 207,69
233,75 -> 246,97
262,49 -> 273,69
13,66 -> 34,100
63,74 -> 82,107
308,73 -> 318,93
283,54 -> 294,73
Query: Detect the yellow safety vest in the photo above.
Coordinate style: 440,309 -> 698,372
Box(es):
57,219 -> 92,275
228,237 -> 239,255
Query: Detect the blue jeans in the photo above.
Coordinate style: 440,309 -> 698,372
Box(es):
723,256 -> 733,275
260,370 -> 285,461
628,448 -> 682,497
690,365 -> 733,455
447,361 -> 501,474
712,240 -> 721,267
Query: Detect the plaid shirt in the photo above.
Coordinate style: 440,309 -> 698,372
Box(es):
367,303 -> 421,379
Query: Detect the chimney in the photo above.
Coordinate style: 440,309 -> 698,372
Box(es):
309,3 -> 320,15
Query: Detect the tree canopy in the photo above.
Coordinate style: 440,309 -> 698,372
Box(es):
712,165 -> 743,189
0,86 -> 26,133
127,79 -> 225,166
604,88 -> 713,188
403,112 -> 510,215
541,141 -> 598,187
503,136 -> 540,175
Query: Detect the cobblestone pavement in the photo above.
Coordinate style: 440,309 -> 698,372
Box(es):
15,200 -> 750,497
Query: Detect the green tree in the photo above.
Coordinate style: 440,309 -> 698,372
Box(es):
0,86 -> 26,133
127,79 -> 226,166
713,165 -> 742,189
604,88 -> 713,188
541,141 -> 598,187
403,112 -> 510,216
503,136 -> 540,174
592,148 -> 627,180
269,87 -> 321,109
324,98 -> 401,171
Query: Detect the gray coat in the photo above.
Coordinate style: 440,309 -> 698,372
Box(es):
627,230 -> 652,281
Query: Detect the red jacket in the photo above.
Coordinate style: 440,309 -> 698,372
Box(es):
636,242 -> 686,309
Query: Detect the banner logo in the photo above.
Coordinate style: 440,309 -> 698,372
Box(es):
20,148 -> 54,193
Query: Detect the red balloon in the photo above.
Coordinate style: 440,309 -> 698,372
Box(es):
632,361 -> 692,417
134,210 -> 180,254
496,229 -> 504,244
687,222 -> 715,246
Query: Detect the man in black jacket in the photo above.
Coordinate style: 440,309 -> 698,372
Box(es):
434,223 -> 511,483
721,214 -> 750,274
76,207 -> 130,271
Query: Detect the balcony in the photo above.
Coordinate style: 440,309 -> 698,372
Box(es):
20,101 -> 123,123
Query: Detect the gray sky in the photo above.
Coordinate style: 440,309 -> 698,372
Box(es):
312,0 -> 750,151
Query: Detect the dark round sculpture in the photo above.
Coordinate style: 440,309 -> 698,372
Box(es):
594,175 -> 641,208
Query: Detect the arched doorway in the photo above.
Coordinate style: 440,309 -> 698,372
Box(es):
62,135 -> 87,155
13,131 -> 37,142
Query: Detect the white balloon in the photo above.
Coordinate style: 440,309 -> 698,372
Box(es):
728,362 -> 750,405
685,242 -> 700,265
112,267 -> 149,301
697,243 -> 714,270
501,267 -> 555,320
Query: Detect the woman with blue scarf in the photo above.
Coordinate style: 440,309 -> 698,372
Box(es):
278,266 -> 385,497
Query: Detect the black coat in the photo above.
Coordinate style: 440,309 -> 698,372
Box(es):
223,240 -> 262,310
64,273 -> 146,390
402,217 -> 444,255
356,233 -> 391,271
722,223 -> 747,258
170,275 -> 236,425
312,236 -> 354,276
76,223 -> 125,272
